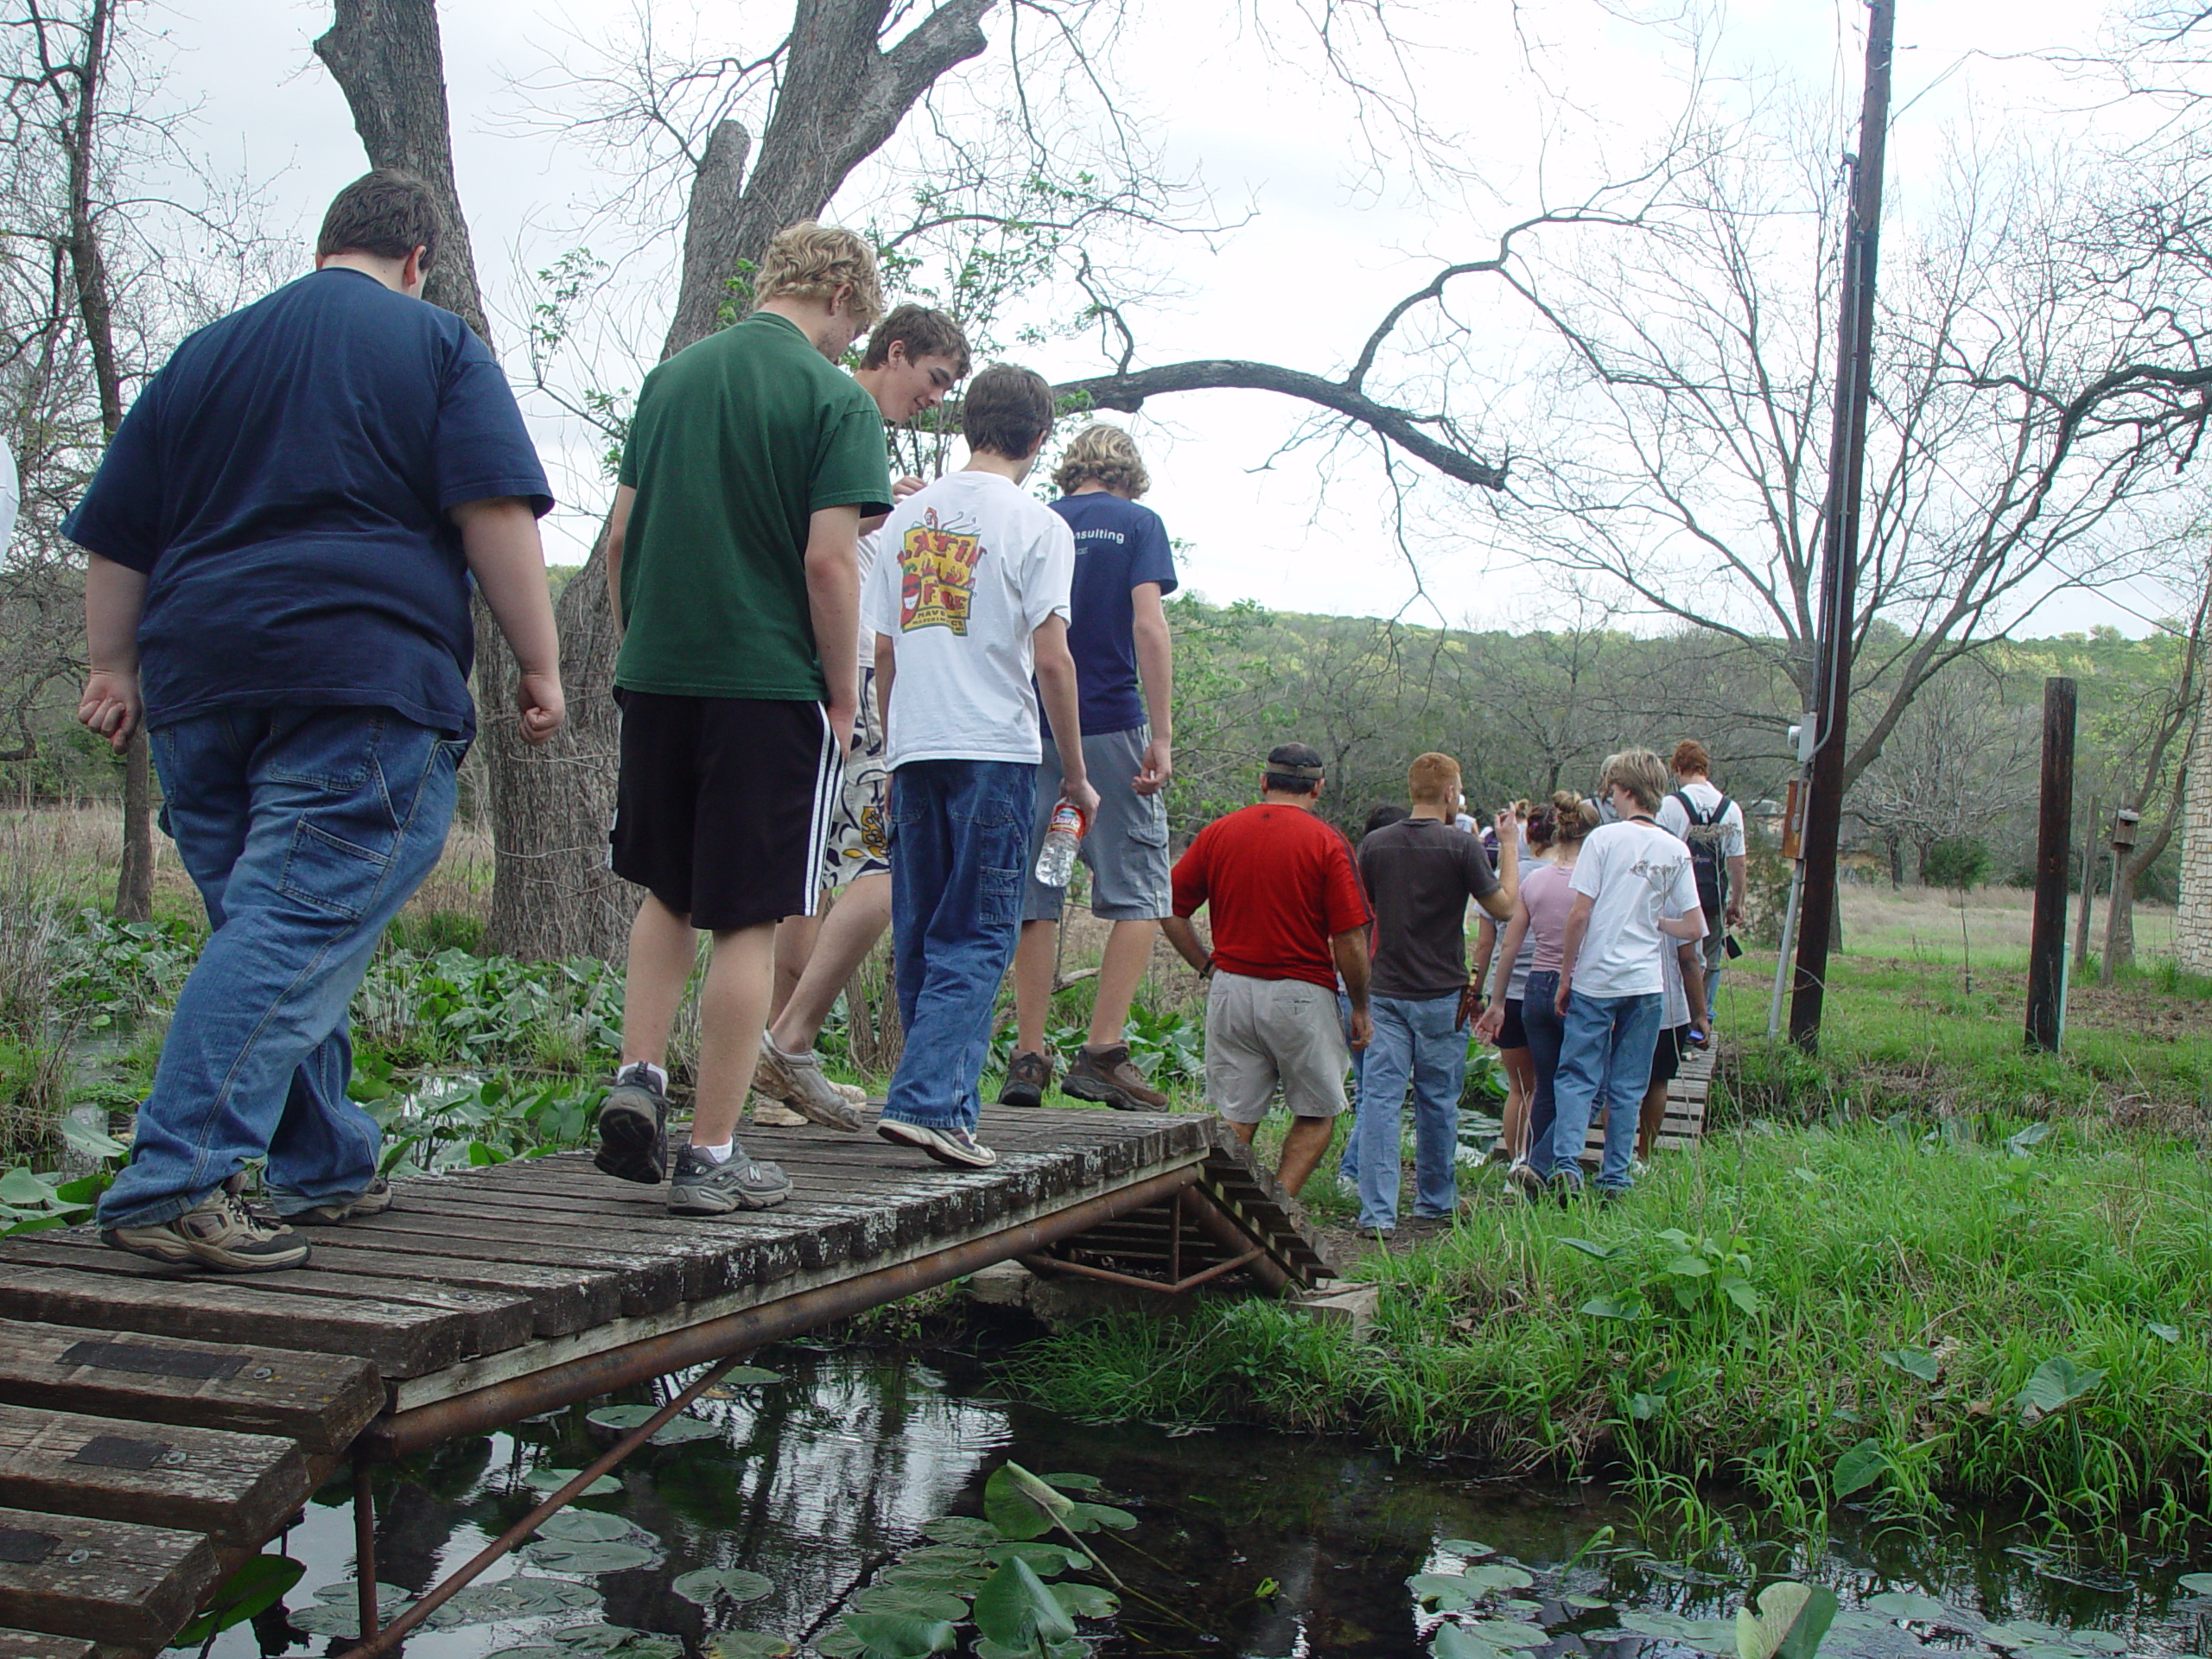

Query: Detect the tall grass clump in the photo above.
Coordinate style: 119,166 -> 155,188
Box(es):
0,814 -> 115,1154
1005,1116 -> 2212,1532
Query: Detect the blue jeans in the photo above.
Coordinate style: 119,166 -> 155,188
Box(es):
1543,988 -> 1663,1192
882,759 -> 1035,1133
1337,990 -> 1365,1181
99,708 -> 462,1228
1522,969 -> 1565,1174
1354,993 -> 1466,1230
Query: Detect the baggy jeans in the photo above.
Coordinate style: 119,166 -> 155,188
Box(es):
1353,992 -> 1466,1230
1541,987 -> 1663,1192
98,707 -> 462,1228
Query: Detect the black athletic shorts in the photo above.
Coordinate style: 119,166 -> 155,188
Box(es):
1649,1023 -> 1689,1087
609,690 -> 840,931
1497,995 -> 1528,1051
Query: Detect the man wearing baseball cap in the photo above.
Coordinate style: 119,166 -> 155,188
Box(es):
1160,742 -> 1372,1197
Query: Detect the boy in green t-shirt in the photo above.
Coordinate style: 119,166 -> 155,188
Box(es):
594,222 -> 893,1217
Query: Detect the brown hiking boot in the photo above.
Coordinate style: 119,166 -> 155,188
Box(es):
998,1049 -> 1052,1108
103,1179 -> 310,1273
1061,1043 -> 1169,1111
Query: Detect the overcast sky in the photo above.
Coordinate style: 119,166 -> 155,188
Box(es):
162,0 -> 2170,638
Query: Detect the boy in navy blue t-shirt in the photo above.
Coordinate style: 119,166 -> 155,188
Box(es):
1002,425 -> 1179,1111
64,170 -> 563,1272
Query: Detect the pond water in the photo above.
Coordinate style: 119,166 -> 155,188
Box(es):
204,1344 -> 2212,1659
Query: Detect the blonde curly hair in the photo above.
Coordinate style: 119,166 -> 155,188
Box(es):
1052,423 -> 1151,498
753,221 -> 885,330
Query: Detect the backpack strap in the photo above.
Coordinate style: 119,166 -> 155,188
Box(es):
1673,788 -> 1714,827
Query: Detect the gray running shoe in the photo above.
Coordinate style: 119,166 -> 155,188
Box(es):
284,1178 -> 397,1227
596,1062 -> 670,1185
756,1033 -> 865,1131
877,1117 -> 999,1170
103,1181 -> 310,1273
666,1142 -> 791,1215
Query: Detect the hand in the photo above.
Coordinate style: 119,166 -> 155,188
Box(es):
515,669 -> 565,746
78,669 -> 142,752
1133,735 -> 1173,796
1456,982 -> 1484,1031
1493,807 -> 1516,844
1554,977 -> 1572,1017
825,697 -> 858,755
893,474 -> 926,502
1348,1007 -> 1373,1051
1686,1026 -> 1711,1050
1726,901 -> 1745,930
1472,1001 -> 1504,1042
1061,775 -> 1102,823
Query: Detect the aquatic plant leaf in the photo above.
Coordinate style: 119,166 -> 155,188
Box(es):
1429,1625 -> 1503,1659
849,1585 -> 969,1623
922,1515 -> 1004,1548
1734,1581 -> 1837,1659
709,1634 -> 794,1659
1465,1618 -> 1548,1648
1616,1609 -> 1738,1652
1831,1439 -> 1889,1497
1879,1349 -> 1940,1382
671,1567 -> 775,1605
1866,1591 -> 1950,1623
424,1576 -> 601,1628
972,1558 -> 1077,1649
983,1542 -> 1087,1577
878,1562 -> 990,1596
485,1647 -> 565,1658
1052,1581 -> 1119,1618
171,1554 -> 307,1648
1065,1501 -> 1136,1532
974,1643 -> 1085,1659
521,1540 -> 660,1574
536,1510 -> 639,1542
2145,1323 -> 2181,1344
1560,1594 -> 1611,1611
1462,1563 -> 1535,1595
524,1467 -> 622,1497
836,1613 -> 958,1657
2178,1573 -> 2212,1594
1580,1295 -> 1645,1320
1437,1538 -> 1496,1559
983,1462 -> 1064,1541
553,1631 -> 682,1657
1041,1472 -> 1103,1491
1410,1573 -> 1480,1612
1556,1237 -> 1618,1260
2065,1634 -> 2127,1654
306,1580 -> 409,1612
583,1403 -> 726,1445
2014,1357 -> 2104,1420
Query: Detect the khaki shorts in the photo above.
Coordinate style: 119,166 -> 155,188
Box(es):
1205,971 -> 1350,1123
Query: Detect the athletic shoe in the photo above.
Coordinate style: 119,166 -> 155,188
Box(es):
103,1180 -> 310,1273
1060,1043 -> 1169,1111
752,1095 -> 810,1128
877,1117 -> 999,1169
835,1083 -> 869,1107
596,1062 -> 670,1185
665,1143 -> 791,1215
1549,1173 -> 1585,1208
1629,1157 -> 1650,1179
998,1051 -> 1052,1109
1507,1159 -> 1544,1198
755,1033 -> 864,1131
284,1178 -> 397,1227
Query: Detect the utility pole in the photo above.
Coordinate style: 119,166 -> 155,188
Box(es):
2026,678 -> 2078,1052
1789,0 -> 1896,1052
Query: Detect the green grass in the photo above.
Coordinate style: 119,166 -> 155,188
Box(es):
1004,1115 -> 2212,1532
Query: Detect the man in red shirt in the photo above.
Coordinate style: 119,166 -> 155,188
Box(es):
1161,742 -> 1373,1196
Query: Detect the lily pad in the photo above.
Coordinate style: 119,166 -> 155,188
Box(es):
1411,1573 -> 1480,1612
671,1566 -> 774,1605
919,1516 -> 1001,1548
524,1467 -> 623,1497
584,1404 -> 726,1445
823,1613 -> 958,1657
424,1576 -> 601,1629
849,1585 -> 969,1622
1437,1538 -> 1497,1559
1041,1472 -> 1103,1491
1430,1626 -> 1503,1659
1736,1580 -> 1837,1659
549,1635 -> 683,1658
708,1634 -> 794,1659
521,1539 -> 660,1574
1615,1608 -> 1738,1654
2178,1572 -> 2212,1595
486,1648 -> 566,1659
537,1510 -> 643,1543
1052,1580 -> 1119,1618
983,1542 -> 1089,1577
1463,1618 -> 1548,1648
1867,1591 -> 1952,1624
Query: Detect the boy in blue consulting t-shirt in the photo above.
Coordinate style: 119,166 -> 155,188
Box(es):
64,170 -> 564,1274
1003,425 -> 1179,1112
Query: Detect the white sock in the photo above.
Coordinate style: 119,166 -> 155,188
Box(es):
623,1060 -> 669,1093
696,1141 -> 734,1165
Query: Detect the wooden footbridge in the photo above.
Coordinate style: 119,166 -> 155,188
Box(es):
0,1108 -> 1335,1657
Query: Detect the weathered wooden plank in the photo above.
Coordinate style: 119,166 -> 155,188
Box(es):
0,1265 -> 478,1380
0,1628 -> 98,1658
0,1320 -> 378,1454
338,1211 -> 738,1301
0,1402 -> 308,1549
0,1503 -> 219,1647
0,1238 -> 534,1360
289,1243 -> 620,1336
289,1224 -> 690,1318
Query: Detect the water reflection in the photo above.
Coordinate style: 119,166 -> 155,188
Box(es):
210,1345 -> 2212,1659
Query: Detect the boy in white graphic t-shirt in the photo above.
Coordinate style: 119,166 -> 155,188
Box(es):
1535,748 -> 1707,1198
860,365 -> 1098,1170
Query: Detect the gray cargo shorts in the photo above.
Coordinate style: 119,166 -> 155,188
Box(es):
1022,728 -> 1172,922
1205,971 -> 1350,1123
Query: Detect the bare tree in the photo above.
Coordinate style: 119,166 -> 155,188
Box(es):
1849,659 -> 2038,887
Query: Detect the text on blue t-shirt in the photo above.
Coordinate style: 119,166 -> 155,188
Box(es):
1048,490 -> 1178,734
61,268 -> 552,738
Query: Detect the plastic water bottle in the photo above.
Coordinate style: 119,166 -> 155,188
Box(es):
1033,802 -> 1086,887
